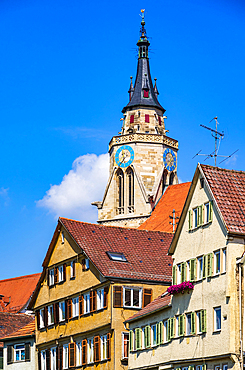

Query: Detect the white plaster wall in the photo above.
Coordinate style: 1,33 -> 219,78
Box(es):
3,338 -> 36,370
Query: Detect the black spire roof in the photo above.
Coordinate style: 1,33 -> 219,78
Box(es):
122,11 -> 165,114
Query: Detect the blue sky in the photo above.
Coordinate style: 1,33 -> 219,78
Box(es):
1,0 -> 245,279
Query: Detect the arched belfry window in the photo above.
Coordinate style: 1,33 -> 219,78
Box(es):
169,172 -> 175,185
126,167 -> 134,213
116,169 -> 124,215
162,169 -> 168,193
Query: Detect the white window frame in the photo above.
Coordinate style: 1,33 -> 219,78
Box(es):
41,350 -> 46,370
205,202 -> 210,224
61,232 -> 65,243
214,250 -> 221,275
14,343 -> 25,362
58,265 -> 64,282
72,296 -> 79,318
48,305 -> 54,325
193,207 -> 198,228
215,366 -> 220,370
84,293 -> 90,314
182,367 -> 189,370
40,308 -> 45,328
223,365 -> 228,370
76,342 -> 82,367
50,347 -> 56,370
122,332 -> 129,359
63,344 -> 69,369
196,311 -> 202,334
186,313 -> 192,335
214,306 -> 221,332
59,301 -> 66,322
87,338 -> 94,364
186,261 -> 190,282
70,260 -> 75,279
198,256 -> 203,280
85,258 -> 89,270
97,288 -> 104,310
151,324 -> 157,346
123,287 -> 142,309
101,334 -> 107,361
163,320 -> 168,343
49,268 -> 54,286
222,248 -> 227,273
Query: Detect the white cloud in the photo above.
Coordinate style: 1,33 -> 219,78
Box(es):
37,153 -> 109,223
0,187 -> 10,206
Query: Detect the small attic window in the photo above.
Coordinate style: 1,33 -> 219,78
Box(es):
107,252 -> 127,262
61,232 -> 65,244
143,90 -> 149,98
200,178 -> 204,189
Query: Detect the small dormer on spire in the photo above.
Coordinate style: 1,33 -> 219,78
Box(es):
128,76 -> 134,101
154,78 -> 159,96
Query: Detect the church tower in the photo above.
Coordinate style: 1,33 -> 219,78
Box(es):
92,11 -> 179,228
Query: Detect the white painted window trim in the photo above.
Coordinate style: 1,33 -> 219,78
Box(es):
63,344 -> 69,369
214,306 -> 221,332
123,287 -> 142,309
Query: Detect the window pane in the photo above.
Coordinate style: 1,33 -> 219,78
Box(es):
133,290 -> 139,307
125,289 -> 131,306
215,307 -> 221,330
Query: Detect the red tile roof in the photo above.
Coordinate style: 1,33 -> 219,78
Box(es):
139,183 -> 191,232
201,165 -> 245,234
0,273 -> 41,313
126,292 -> 171,322
59,218 -> 173,283
0,313 -> 34,347
0,320 -> 35,341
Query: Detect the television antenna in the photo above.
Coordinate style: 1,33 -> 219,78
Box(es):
169,209 -> 180,232
192,117 -> 238,166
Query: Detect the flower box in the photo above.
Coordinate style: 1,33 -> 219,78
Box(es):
167,281 -> 194,295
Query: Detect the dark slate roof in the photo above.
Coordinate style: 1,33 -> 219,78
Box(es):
59,218 -> 173,283
126,292 -> 171,322
122,58 -> 165,113
201,164 -> 245,234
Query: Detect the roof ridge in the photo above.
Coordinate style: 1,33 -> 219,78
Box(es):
201,163 -> 245,175
0,273 -> 41,283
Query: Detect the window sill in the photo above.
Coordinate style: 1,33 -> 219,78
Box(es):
213,329 -> 221,334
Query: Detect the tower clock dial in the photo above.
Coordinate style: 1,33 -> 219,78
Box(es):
115,145 -> 134,168
163,148 -> 177,171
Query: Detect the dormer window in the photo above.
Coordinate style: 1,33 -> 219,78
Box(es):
130,115 -> 134,123
107,251 -> 127,262
143,90 -> 149,98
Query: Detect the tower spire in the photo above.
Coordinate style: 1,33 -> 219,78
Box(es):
122,10 -> 165,114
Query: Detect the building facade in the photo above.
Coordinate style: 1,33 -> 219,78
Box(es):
29,217 -> 174,370
127,164 -> 245,370
92,11 -> 179,228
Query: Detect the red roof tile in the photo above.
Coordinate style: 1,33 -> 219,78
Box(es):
0,273 -> 41,313
201,165 -> 245,234
0,320 -> 35,341
126,292 -> 171,322
59,218 -> 173,283
0,313 -> 34,347
139,183 -> 191,232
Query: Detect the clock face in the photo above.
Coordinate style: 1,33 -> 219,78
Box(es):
163,148 -> 177,171
115,145 -> 134,168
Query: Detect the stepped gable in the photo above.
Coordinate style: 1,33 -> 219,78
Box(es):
126,292 -> 171,322
139,182 -> 191,232
59,218 -> 173,283
0,273 -> 41,313
0,320 -> 35,341
0,313 -> 34,347
201,164 -> 245,234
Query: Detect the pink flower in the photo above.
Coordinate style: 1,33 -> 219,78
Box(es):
167,281 -> 194,295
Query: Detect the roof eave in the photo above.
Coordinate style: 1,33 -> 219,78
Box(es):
126,303 -> 172,323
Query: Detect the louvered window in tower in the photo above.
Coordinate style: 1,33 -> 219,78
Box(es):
127,168 -> 134,213
143,90 -> 149,98
116,170 -> 124,215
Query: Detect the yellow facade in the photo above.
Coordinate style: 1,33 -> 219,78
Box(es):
32,222 -> 168,370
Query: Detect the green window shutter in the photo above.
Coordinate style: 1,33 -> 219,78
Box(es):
191,312 -> 195,334
170,317 -> 175,338
207,253 -> 213,277
201,310 -> 207,333
190,259 -> 196,282
188,210 -> 193,231
135,328 -> 142,350
209,201 -> 213,222
203,365 -> 207,370
179,315 -> 185,336
129,330 -> 134,351
145,326 -> 151,348
189,366 -> 195,370
172,265 -> 177,285
157,321 -> 163,345
167,319 -> 171,342
181,262 -> 186,283
197,206 -> 201,227
203,255 -> 207,279
201,204 -> 204,225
